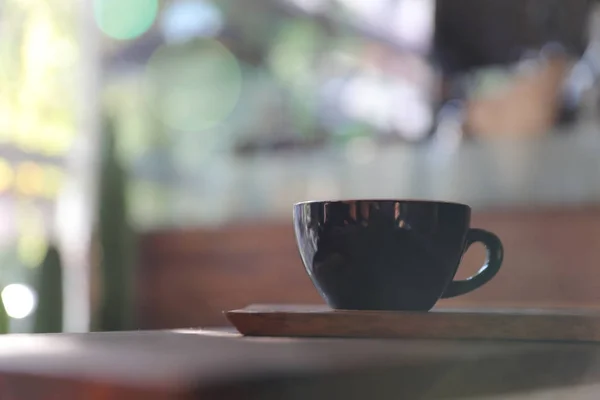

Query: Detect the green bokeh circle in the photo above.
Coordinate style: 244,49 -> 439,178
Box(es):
144,40 -> 243,132
94,0 -> 159,40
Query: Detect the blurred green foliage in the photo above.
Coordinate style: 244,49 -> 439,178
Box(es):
33,245 -> 63,333
94,114 -> 136,331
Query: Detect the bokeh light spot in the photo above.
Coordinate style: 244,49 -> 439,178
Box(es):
0,159 -> 14,193
15,201 -> 47,269
269,21 -> 322,87
39,126 -> 76,157
144,40 -> 242,131
2,284 -> 37,319
41,166 -> 66,199
15,162 -> 45,197
18,234 -> 48,269
94,0 -> 159,40
161,0 -> 224,43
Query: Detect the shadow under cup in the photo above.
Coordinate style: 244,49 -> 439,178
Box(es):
293,200 -> 503,311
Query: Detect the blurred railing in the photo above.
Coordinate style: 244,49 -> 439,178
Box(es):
127,124 -> 600,229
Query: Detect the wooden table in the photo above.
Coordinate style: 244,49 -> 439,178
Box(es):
1,330 -> 600,399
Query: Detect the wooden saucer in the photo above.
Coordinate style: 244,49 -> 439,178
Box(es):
226,304 -> 600,342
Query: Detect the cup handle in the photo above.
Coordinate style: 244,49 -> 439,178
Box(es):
441,228 -> 504,298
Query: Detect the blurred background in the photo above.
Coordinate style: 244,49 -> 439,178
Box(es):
2,0 -> 600,333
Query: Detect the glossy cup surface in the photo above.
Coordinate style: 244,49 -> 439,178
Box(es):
293,200 -> 472,311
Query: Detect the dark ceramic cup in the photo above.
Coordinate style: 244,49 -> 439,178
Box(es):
293,200 -> 503,311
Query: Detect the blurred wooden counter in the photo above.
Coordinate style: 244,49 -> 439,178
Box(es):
137,206 -> 600,329
2,330 -> 600,399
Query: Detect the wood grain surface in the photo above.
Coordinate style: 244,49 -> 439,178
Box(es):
227,304 -> 600,342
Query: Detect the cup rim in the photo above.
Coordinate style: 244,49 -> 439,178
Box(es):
293,199 -> 471,209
